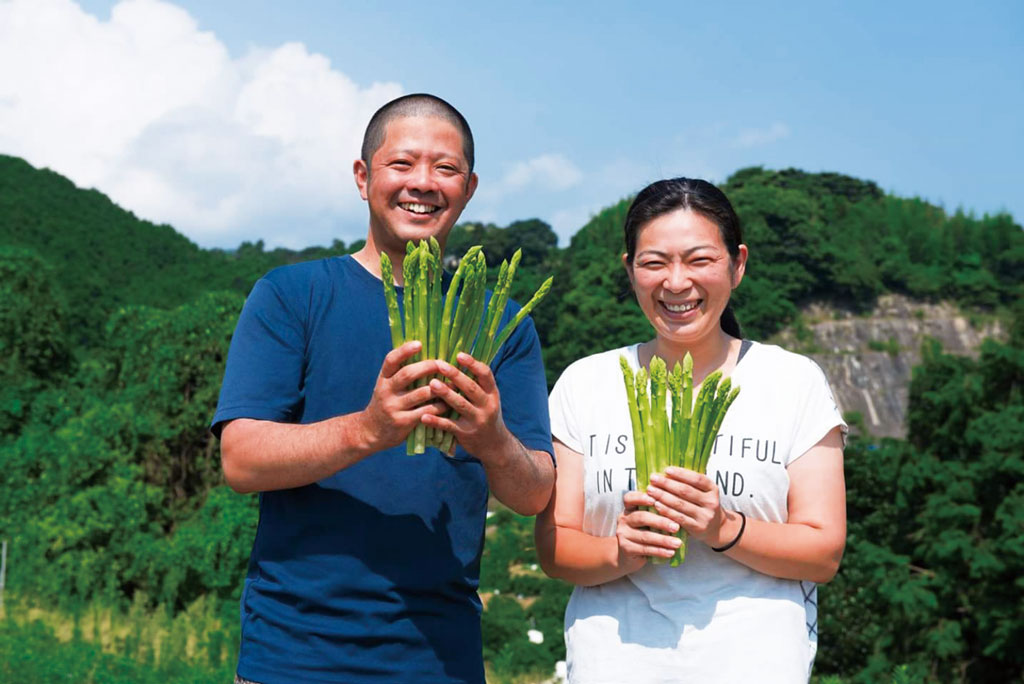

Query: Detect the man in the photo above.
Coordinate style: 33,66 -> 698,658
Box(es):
212,94 -> 555,684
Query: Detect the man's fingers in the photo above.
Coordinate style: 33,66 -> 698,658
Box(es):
455,352 -> 497,393
380,341 -> 422,379
420,412 -> 461,435
433,362 -> 487,406
427,378 -> 475,412
397,384 -> 443,410
388,359 -> 442,391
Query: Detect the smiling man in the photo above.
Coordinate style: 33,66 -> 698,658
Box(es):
211,94 -> 555,684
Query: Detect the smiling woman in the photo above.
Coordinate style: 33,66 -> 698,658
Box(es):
535,177 -> 847,684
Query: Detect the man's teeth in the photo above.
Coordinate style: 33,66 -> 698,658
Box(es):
664,301 -> 698,313
400,202 -> 439,214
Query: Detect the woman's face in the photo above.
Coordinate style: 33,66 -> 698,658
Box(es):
624,208 -> 747,347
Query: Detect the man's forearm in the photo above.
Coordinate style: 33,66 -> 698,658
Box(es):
220,414 -> 376,493
478,428 -> 554,516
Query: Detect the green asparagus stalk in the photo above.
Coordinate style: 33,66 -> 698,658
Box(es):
477,249 -> 522,363
690,371 -> 722,468
408,244 -> 431,453
380,253 -> 404,349
700,384 -> 740,474
649,357 -> 669,475
620,356 -> 647,493
428,237 -> 443,361
402,245 -> 417,356
486,277 -> 553,363
635,366 -> 653,484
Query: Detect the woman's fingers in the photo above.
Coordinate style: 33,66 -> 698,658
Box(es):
620,528 -> 681,558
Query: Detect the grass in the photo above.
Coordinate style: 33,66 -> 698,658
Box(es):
0,593 -> 237,683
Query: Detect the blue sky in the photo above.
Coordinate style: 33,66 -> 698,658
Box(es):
3,0 -> 1021,248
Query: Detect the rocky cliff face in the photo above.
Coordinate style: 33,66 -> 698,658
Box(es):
770,295 -> 1006,439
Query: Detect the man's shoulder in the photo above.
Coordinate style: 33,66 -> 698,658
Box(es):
259,256 -> 347,291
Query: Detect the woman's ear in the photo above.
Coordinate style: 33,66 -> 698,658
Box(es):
622,252 -> 634,286
731,244 -> 749,289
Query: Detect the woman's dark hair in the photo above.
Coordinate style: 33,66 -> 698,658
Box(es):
623,177 -> 744,338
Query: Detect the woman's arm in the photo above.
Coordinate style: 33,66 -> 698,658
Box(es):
646,426 -> 846,583
535,439 -> 681,586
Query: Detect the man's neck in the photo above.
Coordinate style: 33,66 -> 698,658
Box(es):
352,235 -> 446,286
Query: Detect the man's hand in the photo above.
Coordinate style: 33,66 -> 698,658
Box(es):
421,351 -> 515,462
358,340 -> 447,453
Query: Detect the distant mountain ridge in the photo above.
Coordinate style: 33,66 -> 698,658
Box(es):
2,153 -> 1019,393
0,155 -> 355,345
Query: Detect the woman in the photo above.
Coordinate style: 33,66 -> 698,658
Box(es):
535,178 -> 847,683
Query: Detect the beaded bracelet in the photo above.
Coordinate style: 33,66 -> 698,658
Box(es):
711,511 -> 746,553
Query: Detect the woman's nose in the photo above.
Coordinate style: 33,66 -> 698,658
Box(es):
663,264 -> 692,292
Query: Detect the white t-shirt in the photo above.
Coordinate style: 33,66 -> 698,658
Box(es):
548,341 -> 846,684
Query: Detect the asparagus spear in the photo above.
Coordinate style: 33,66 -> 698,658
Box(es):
379,253 -> 404,349
486,277 -> 553,363
700,384 -> 740,473
620,356 -> 647,493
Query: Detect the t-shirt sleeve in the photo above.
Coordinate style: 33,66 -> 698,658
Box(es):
548,360 -> 583,455
788,357 -> 847,465
484,312 -> 555,461
210,277 -> 307,437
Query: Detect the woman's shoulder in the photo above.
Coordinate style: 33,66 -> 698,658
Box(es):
554,344 -> 639,388
563,344 -> 638,373
741,340 -> 830,384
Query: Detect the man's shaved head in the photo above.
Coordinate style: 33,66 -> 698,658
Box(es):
361,93 -> 475,172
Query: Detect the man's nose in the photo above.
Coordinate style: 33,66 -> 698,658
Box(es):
407,163 -> 439,192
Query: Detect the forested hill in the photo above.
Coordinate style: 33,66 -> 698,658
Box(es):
0,155 -> 359,346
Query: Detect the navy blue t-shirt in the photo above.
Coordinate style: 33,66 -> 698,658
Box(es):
212,255 -> 553,684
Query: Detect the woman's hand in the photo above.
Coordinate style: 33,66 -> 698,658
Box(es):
646,467 -> 735,548
615,490 -> 683,569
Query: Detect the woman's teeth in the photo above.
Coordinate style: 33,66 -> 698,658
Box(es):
663,301 -> 698,313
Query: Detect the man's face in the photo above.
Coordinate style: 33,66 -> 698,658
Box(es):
354,116 -> 478,253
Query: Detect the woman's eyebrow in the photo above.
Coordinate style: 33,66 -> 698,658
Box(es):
636,245 -> 716,259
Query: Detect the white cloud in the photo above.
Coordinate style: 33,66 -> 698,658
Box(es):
0,0 -> 402,248
732,122 -> 791,149
499,153 -> 583,193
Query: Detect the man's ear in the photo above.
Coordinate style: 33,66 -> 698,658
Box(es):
353,159 -> 369,200
465,172 -> 479,202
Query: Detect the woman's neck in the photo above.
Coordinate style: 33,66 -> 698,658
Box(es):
640,329 -> 741,383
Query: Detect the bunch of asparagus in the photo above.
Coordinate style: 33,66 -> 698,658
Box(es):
620,353 -> 741,565
381,238 -> 553,455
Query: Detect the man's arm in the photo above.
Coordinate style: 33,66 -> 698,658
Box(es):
221,341 -> 444,493
422,352 -> 554,516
